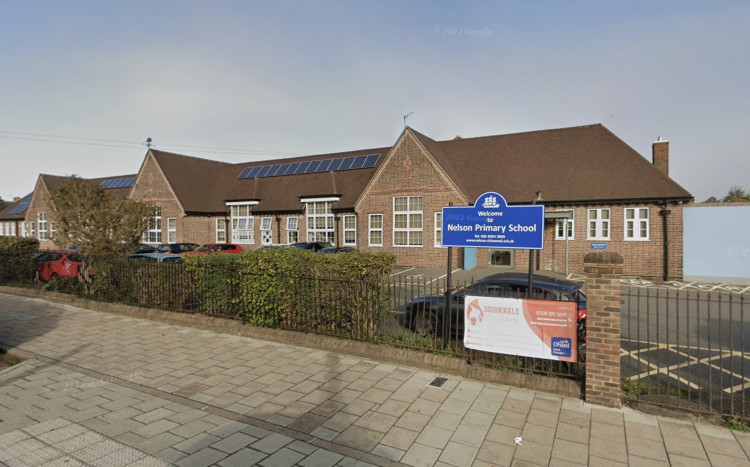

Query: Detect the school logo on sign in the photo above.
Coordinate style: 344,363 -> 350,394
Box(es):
550,338 -> 572,358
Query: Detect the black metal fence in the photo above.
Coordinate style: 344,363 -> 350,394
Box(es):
0,252 -> 585,382
621,285 -> 750,420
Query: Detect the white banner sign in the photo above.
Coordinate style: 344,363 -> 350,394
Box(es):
463,295 -> 578,362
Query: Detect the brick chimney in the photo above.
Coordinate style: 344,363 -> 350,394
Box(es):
652,137 -> 669,176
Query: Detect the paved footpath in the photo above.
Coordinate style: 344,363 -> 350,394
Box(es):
1,293 -> 750,466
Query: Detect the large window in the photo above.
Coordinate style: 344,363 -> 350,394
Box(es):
393,196 -> 423,246
625,207 -> 649,241
369,214 -> 383,247
555,210 -> 575,240
144,206 -> 162,243
286,217 -> 299,244
587,208 -> 610,240
343,215 -> 356,246
434,212 -> 442,247
167,217 -> 177,243
216,218 -> 227,243
38,213 -> 48,241
230,204 -> 255,244
50,221 -> 55,240
306,201 -> 335,243
260,217 -> 273,245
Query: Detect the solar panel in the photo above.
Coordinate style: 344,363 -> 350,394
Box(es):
306,160 -> 321,173
328,158 -> 343,171
234,153 -> 381,180
350,155 -> 366,170
9,194 -> 31,215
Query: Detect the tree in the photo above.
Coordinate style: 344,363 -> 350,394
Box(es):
50,177 -> 153,256
723,185 -> 750,202
703,196 -> 719,203
0,197 -> 5,211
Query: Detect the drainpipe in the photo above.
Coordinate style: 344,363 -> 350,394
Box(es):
660,203 -> 671,281
275,216 -> 281,244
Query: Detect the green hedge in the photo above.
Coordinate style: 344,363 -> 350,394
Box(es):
0,237 -> 39,284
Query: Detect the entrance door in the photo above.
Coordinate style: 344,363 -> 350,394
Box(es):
488,249 -> 513,267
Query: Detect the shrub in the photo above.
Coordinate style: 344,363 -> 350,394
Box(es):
0,237 -> 39,284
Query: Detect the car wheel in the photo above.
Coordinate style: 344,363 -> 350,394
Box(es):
411,308 -> 439,334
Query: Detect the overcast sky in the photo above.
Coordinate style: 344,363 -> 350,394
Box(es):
1,1 -> 748,203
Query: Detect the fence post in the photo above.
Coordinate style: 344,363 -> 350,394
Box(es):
583,251 -> 624,408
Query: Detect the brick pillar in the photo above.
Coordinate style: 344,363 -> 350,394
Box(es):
583,251 -> 624,408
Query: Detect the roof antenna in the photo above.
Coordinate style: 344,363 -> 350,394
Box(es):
403,112 -> 413,128
144,137 -> 153,149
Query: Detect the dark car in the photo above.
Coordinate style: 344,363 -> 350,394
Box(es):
317,247 -> 357,254
154,243 -> 199,254
399,272 -> 587,342
128,253 -> 184,263
290,242 -> 333,252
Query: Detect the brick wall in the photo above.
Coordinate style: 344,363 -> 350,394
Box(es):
356,131 -> 464,268
26,181 -> 57,250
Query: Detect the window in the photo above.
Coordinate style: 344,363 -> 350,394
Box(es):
230,204 -> 254,244
9,222 -> 16,236
555,210 -> 575,240
434,212 -> 442,247
38,213 -> 47,240
167,217 -> 177,243
625,207 -> 649,241
144,206 -> 162,243
261,217 -> 273,245
306,201 -> 335,243
587,208 -> 610,240
343,215 -> 356,246
393,196 -> 423,246
216,218 -> 227,243
50,221 -> 56,240
30,222 -> 35,238
369,214 -> 383,247
286,217 -> 298,244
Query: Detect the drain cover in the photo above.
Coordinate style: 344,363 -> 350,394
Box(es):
429,377 -> 448,388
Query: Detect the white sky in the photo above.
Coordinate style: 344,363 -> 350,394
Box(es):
1,1 -> 748,203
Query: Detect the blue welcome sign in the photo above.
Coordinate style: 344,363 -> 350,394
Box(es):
441,192 -> 544,249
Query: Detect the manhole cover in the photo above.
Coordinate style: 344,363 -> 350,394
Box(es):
429,377 -> 448,388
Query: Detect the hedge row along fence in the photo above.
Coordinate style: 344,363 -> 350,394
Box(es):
0,242 -> 396,342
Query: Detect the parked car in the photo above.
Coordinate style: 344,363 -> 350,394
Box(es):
128,253 -> 184,263
399,272 -> 587,344
317,246 -> 357,254
290,241 -> 333,252
153,243 -> 199,254
34,251 -> 83,281
184,243 -> 244,255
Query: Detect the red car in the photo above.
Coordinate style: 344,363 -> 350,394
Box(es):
184,243 -> 245,255
35,251 -> 83,281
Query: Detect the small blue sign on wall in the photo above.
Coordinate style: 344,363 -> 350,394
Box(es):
441,192 -> 544,249
590,242 -> 607,250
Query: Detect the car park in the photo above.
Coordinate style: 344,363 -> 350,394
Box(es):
290,241 -> 333,252
128,253 -> 184,263
153,243 -> 199,254
317,246 -> 357,254
34,251 -> 83,281
399,272 -> 587,345
184,243 -> 244,255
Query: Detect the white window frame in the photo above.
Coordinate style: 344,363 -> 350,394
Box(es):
260,216 -> 273,245
167,217 -> 177,243
144,206 -> 162,244
286,216 -> 299,244
49,221 -> 55,240
38,212 -> 48,241
343,215 -> 357,246
393,196 -> 423,247
230,204 -> 255,244
30,221 -> 36,238
587,208 -> 610,240
369,214 -> 383,247
305,201 -> 335,243
216,218 -> 227,243
554,210 -> 575,240
624,207 -> 650,241
434,212 -> 443,247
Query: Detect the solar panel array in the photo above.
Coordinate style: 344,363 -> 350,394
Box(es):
100,177 -> 136,189
237,153 -> 380,180
8,194 -> 32,215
